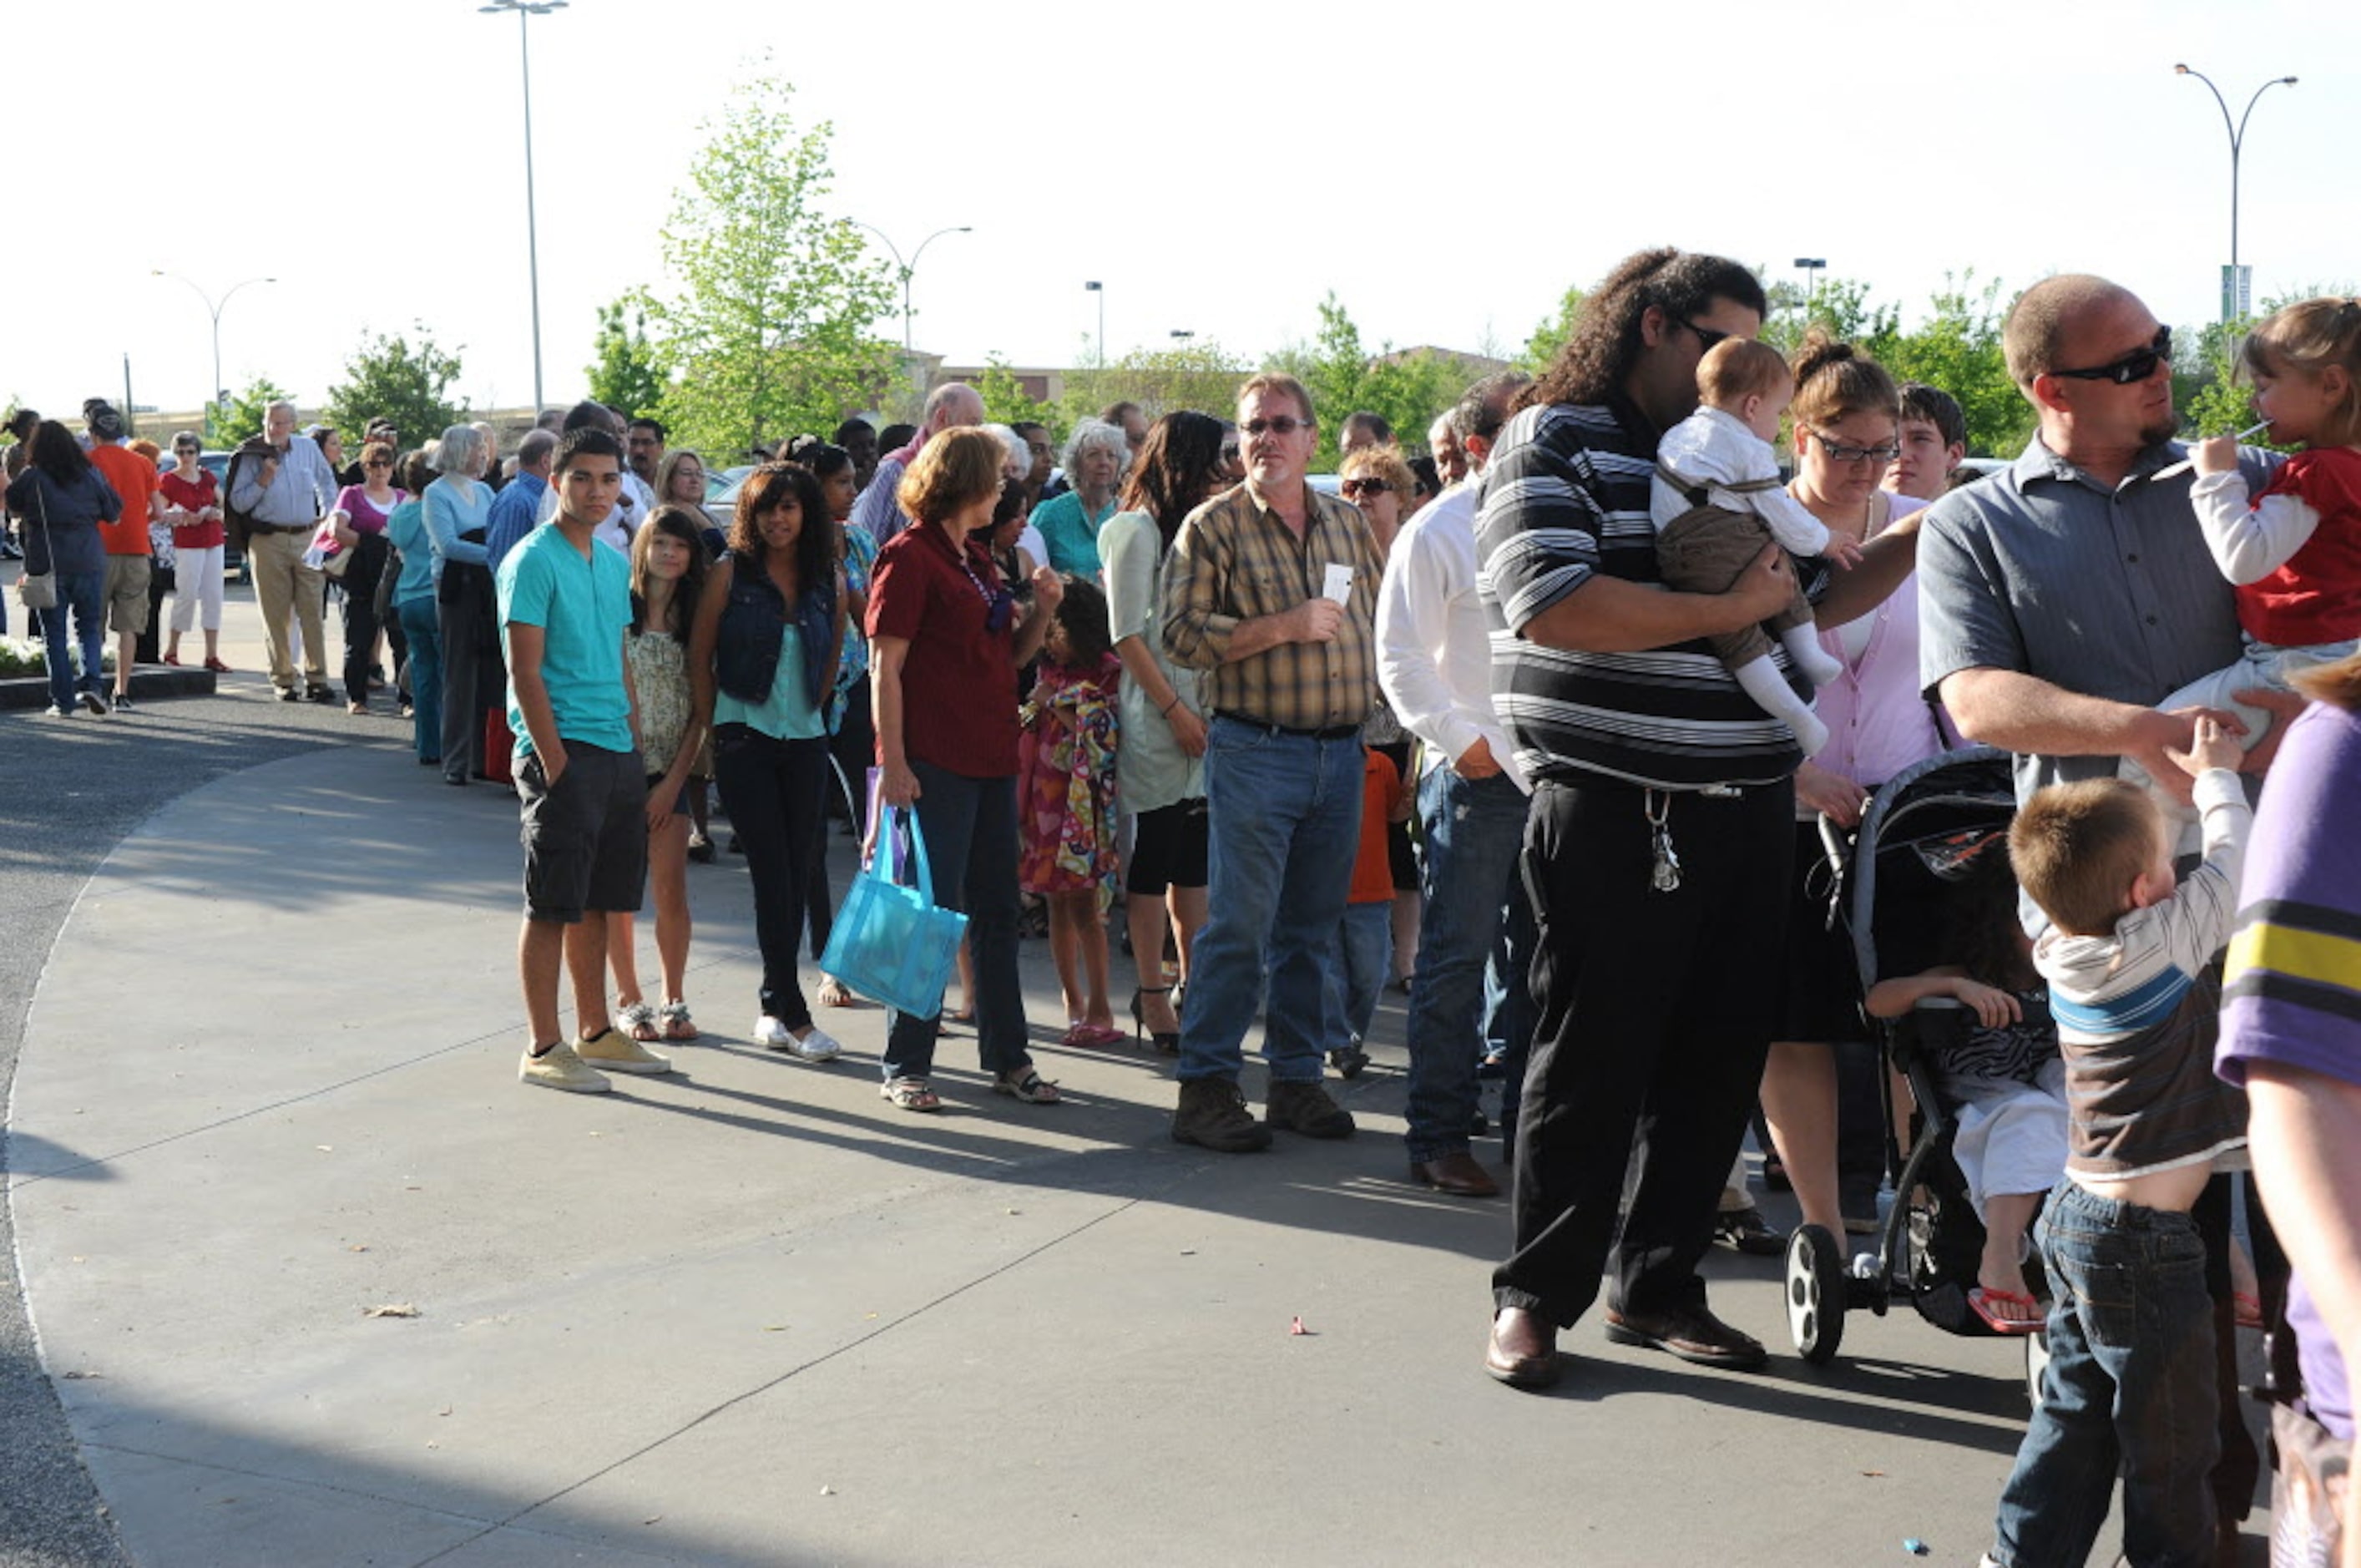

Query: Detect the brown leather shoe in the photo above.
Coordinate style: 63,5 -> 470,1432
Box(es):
1484,1308 -> 1560,1389
1602,1302 -> 1767,1371
1410,1152 -> 1500,1197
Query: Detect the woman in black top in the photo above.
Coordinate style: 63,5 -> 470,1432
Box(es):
7,421 -> 120,716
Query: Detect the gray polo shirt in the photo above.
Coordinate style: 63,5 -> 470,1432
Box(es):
1917,433 -> 2278,806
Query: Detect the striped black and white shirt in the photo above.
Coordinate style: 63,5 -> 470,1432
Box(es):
1474,397 -> 1823,790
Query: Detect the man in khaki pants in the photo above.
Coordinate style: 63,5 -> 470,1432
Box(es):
229,401 -> 337,701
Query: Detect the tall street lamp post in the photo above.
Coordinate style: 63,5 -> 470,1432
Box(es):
150,271 -> 276,411
2175,63 -> 2298,321
845,222 -> 972,352
480,0 -> 567,413
1793,257 -> 1827,326
1084,281 -> 1105,368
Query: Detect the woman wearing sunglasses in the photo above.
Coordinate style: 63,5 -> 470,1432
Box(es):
159,432 -> 229,671
1755,329 -> 1944,1249
326,441 -> 407,713
1338,443 -> 1427,1015
689,463 -> 847,1063
866,427 -> 1066,1112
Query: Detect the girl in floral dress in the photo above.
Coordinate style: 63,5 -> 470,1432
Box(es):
1019,575 -> 1124,1046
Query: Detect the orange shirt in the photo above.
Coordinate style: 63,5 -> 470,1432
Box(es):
1349,747 -> 1407,905
88,444 -> 157,556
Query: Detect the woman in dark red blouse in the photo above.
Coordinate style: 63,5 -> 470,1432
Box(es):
158,432 -> 229,670
867,428 -> 1064,1112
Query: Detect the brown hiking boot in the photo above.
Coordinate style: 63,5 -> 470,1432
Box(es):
1265,1079 -> 1355,1139
1172,1077 -> 1273,1153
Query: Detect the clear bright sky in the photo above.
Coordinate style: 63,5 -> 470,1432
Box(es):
8,0 -> 2354,421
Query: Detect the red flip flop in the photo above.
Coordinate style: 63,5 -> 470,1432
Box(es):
1969,1287 -> 2044,1335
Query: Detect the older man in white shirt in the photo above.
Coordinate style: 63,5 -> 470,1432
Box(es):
1376,373 -> 1531,1197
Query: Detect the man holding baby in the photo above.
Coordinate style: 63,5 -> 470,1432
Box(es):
1477,250 -> 1920,1388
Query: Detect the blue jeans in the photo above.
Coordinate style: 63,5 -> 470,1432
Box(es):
1331,902 -> 1392,1044
397,598 -> 442,762
1403,766 -> 1530,1161
41,571 -> 107,711
1178,718 -> 1362,1085
1990,1179 -> 2220,1568
882,761 -> 1033,1083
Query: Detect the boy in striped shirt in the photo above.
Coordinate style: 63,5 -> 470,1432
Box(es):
1980,715 -> 2252,1568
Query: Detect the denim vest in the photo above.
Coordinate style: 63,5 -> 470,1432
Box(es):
714,549 -> 834,710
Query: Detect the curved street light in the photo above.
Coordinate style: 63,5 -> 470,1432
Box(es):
150,271 -> 277,410
2175,63 -> 2298,319
844,221 -> 972,352
480,0 -> 569,412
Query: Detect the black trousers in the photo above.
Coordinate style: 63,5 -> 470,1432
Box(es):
711,724 -> 832,1031
1494,775 -> 1793,1323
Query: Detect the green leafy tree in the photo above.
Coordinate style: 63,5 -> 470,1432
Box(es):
1054,340 -> 1251,438
321,328 -> 467,450
1270,296 -> 1480,464
585,291 -> 670,418
647,74 -> 898,458
1868,273 -> 2031,459
1521,285 -> 1585,372
205,375 -> 296,448
977,357 -> 1053,432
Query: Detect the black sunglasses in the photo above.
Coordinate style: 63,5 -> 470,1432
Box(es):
1683,319 -> 1732,353
1340,477 -> 1393,498
2053,327 -> 2172,385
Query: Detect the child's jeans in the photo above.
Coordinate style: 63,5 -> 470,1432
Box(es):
1331,901 -> 1392,1044
1988,1178 -> 2220,1568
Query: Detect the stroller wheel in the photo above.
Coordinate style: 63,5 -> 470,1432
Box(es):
2023,1328 -> 2050,1408
1786,1224 -> 1849,1365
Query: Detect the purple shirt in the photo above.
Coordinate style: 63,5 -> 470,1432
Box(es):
2217,696 -> 2361,1438
333,483 -> 404,536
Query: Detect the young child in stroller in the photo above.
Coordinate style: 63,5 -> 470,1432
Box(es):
1864,841 -> 2064,1334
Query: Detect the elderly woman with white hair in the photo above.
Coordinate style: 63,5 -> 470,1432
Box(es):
425,422 -> 497,787
1029,417 -> 1128,579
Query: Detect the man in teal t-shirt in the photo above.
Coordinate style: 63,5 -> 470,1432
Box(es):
498,427 -> 669,1093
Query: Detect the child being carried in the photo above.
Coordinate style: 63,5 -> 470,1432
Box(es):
1651,337 -> 1862,755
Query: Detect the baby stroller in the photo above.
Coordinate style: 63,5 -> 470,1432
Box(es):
1779,745 -> 2049,1395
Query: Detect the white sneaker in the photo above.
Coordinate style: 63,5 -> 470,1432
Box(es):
752,1014 -> 794,1050
574,1028 -> 673,1075
518,1042 -> 612,1094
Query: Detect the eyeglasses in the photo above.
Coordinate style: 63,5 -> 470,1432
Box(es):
1339,477 -> 1393,498
1241,417 -> 1311,438
2052,327 -> 2172,385
1683,320 -> 1732,353
1808,430 -> 1902,464
363,458 -> 393,469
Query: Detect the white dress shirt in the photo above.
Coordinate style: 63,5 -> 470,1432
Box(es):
1376,479 -> 1529,792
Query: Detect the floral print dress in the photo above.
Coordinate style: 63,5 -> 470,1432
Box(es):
1017,651 -> 1121,903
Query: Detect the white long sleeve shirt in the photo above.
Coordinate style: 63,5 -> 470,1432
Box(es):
1376,479 -> 1528,791
1650,405 -> 1830,557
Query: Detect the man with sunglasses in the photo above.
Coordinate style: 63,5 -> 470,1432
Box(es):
1161,372 -> 1386,1154
1474,250 -> 1921,1390
1919,274 -> 2296,1561
1920,275 -> 2291,842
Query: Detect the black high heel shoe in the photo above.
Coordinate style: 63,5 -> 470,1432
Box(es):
1130,986 -> 1180,1055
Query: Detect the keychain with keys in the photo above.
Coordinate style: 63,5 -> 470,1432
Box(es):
1645,789 -> 1681,893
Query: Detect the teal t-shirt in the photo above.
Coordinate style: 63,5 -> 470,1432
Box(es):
498,526 -> 635,755
714,622 -> 827,741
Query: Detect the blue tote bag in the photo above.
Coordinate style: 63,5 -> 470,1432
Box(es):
819,805 -> 968,1019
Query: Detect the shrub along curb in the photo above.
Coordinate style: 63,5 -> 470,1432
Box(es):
0,665 -> 215,711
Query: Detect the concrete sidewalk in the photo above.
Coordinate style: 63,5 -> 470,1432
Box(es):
8,734 -> 2158,1566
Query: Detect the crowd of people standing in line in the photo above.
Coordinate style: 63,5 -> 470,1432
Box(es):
14,251 -> 2361,1566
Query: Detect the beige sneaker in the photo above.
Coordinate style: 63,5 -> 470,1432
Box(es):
574,1028 -> 673,1075
519,1041 -> 612,1094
